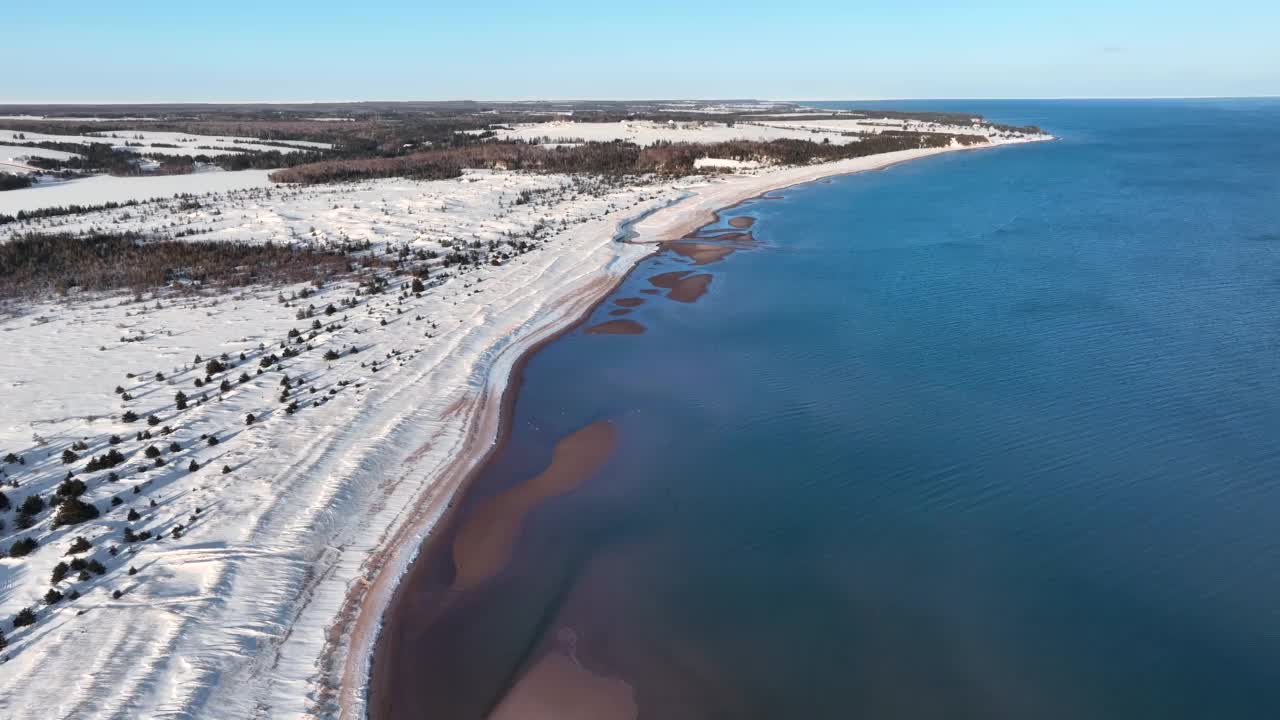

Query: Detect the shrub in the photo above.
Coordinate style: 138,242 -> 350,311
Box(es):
205,358 -> 225,376
147,415 -> 160,426
0,490 -> 8,511
222,465 -> 232,474
53,498 -> 100,527
9,537 -> 38,557
245,413 -> 256,425
43,588 -> 64,605
144,445 -> 160,459
12,607 -> 36,628
19,494 -> 44,515
66,536 -> 92,555
62,448 -> 79,464
188,460 -> 200,472
127,508 -> 140,521
51,561 -> 69,584
56,477 -> 87,499
88,559 -> 107,575
122,410 -> 139,422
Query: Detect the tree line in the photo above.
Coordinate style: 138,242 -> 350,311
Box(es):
0,231 -> 361,299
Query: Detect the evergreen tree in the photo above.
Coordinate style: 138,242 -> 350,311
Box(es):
53,498 -> 99,527
9,537 -> 37,557
12,607 -> 36,628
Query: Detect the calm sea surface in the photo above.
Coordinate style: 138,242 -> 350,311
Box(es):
377,99 -> 1280,719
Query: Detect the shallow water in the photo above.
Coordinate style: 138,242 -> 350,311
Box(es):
374,99 -> 1280,719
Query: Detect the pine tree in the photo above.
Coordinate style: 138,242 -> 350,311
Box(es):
9,537 -> 37,558
12,607 -> 36,628
53,498 -> 99,527
175,390 -> 188,410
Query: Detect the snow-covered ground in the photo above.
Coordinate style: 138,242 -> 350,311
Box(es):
0,131 -> 1051,719
491,114 -> 1034,149
0,128 -> 330,157
0,170 -> 276,214
2,145 -> 84,175
493,118 -> 864,146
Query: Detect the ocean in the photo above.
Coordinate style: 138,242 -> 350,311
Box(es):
374,99 -> 1280,719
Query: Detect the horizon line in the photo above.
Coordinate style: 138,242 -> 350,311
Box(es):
0,95 -> 1277,107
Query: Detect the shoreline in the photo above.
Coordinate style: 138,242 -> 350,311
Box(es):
344,134 -> 1053,719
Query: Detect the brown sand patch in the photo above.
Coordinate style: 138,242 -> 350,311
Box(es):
662,242 -> 735,266
450,421 -> 618,590
728,216 -> 756,229
640,288 -> 660,295
648,270 -> 692,289
608,308 -> 631,317
688,230 -> 752,243
613,297 -> 644,308
585,319 -> 646,335
666,273 -> 713,303
489,629 -> 638,720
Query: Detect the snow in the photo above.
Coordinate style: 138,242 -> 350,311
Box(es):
0,131 -> 1052,719
491,115 -> 1041,148
0,170 -> 276,215
493,119 -> 865,146
1,144 -> 84,175
0,129 -> 331,158
693,157 -> 764,171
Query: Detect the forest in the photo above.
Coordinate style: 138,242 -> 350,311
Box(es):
269,132 -> 989,184
0,232 -> 359,299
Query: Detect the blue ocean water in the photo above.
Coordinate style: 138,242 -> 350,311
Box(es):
381,100 -> 1280,719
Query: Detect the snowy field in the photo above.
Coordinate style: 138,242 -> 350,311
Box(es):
490,114 -> 1026,149
0,128 -> 331,157
492,118 -> 864,146
0,169 -> 276,214
1,144 -> 83,175
0,132 -> 1051,719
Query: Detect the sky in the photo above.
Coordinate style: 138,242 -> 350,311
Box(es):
4,0 -> 1278,103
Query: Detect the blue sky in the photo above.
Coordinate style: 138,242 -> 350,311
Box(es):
5,0 -> 1277,102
